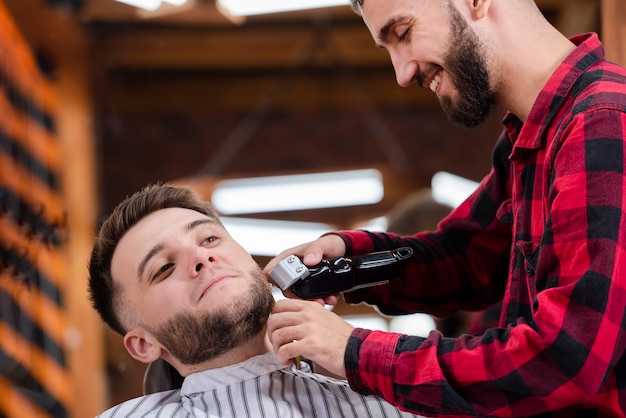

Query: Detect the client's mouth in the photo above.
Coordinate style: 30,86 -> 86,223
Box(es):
199,276 -> 229,300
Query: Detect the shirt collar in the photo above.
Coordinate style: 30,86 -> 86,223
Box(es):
180,352 -> 309,397
504,32 -> 604,150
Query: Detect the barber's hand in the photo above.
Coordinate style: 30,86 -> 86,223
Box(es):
263,235 -> 346,305
268,298 -> 353,379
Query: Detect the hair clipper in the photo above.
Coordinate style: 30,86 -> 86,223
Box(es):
269,247 -> 413,299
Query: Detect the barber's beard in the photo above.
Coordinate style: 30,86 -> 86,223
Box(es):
149,269 -> 274,365
440,3 -> 493,128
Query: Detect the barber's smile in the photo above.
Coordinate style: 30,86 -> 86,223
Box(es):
424,68 -> 443,96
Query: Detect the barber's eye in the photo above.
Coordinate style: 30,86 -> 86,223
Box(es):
398,28 -> 410,42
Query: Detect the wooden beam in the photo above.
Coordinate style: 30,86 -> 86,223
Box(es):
89,21 -> 387,71
601,0 -> 626,66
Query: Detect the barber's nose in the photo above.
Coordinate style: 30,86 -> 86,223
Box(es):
389,52 -> 417,88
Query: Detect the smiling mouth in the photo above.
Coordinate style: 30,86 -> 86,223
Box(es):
200,276 -> 229,300
426,69 -> 443,94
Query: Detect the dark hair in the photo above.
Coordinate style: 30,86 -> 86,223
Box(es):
349,0 -> 363,15
87,183 -> 222,335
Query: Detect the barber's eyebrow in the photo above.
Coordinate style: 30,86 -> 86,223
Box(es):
136,218 -> 217,280
377,16 -> 409,47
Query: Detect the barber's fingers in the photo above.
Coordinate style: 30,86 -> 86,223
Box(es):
262,235 -> 347,276
270,325 -> 304,366
301,234 -> 346,265
316,295 -> 339,306
268,298 -> 352,378
268,299 -> 315,353
263,242 -> 316,276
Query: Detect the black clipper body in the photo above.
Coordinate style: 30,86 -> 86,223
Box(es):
270,247 -> 413,299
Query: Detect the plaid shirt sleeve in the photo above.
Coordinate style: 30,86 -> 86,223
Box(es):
337,34 -> 626,417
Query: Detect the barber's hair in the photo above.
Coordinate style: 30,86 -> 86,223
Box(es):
87,183 -> 222,335
349,0 -> 363,15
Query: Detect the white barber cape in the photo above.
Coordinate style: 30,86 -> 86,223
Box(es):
96,352 -> 422,417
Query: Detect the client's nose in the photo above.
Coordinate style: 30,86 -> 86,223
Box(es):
192,253 -> 215,275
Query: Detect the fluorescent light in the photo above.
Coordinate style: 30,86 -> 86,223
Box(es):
217,0 -> 349,17
221,217 -> 333,256
114,0 -> 188,10
344,315 -> 389,331
212,169 -> 384,215
114,0 -> 161,11
353,216 -> 388,232
389,314 -> 437,338
431,171 -> 479,208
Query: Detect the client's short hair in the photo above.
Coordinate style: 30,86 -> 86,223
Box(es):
88,183 -> 222,335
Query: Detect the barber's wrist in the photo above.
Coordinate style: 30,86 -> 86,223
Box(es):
344,328 -> 371,393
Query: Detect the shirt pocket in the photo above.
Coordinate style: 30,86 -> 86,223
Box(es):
496,199 -> 513,223
515,240 -> 540,314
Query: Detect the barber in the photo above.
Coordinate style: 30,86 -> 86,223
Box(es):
265,0 -> 626,416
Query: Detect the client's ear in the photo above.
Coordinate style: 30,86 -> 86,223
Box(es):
124,328 -> 162,364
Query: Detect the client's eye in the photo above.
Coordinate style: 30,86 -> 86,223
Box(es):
201,236 -> 216,246
153,263 -> 174,282
159,263 -> 174,273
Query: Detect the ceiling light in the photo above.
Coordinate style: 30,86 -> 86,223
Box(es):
431,171 -> 479,208
343,315 -> 389,332
389,314 -> 437,338
221,217 -> 333,256
211,169 -> 384,215
114,0 -> 188,11
352,216 -> 388,232
114,0 -> 161,10
216,0 -> 349,17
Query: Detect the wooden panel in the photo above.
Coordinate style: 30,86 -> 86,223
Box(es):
3,0 -> 105,417
90,21 -> 386,69
0,1 -> 70,416
602,0 -> 626,66
557,0 -> 600,37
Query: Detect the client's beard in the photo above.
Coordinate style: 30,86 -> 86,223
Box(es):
149,268 -> 274,365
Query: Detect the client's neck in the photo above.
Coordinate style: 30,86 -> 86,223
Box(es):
176,329 -> 272,376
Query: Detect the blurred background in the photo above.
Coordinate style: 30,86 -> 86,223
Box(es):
0,0 -> 620,416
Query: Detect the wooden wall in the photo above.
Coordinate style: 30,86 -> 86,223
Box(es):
602,0 -> 626,66
2,0 -> 103,417
1,0 -> 624,416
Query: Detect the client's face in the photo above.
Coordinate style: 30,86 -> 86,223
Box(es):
111,207 -> 274,364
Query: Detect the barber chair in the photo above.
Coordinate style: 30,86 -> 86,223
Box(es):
143,358 -> 184,394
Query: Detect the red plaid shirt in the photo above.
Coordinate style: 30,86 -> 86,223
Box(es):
338,33 -> 626,417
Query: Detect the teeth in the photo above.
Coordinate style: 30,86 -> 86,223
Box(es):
429,73 -> 442,93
